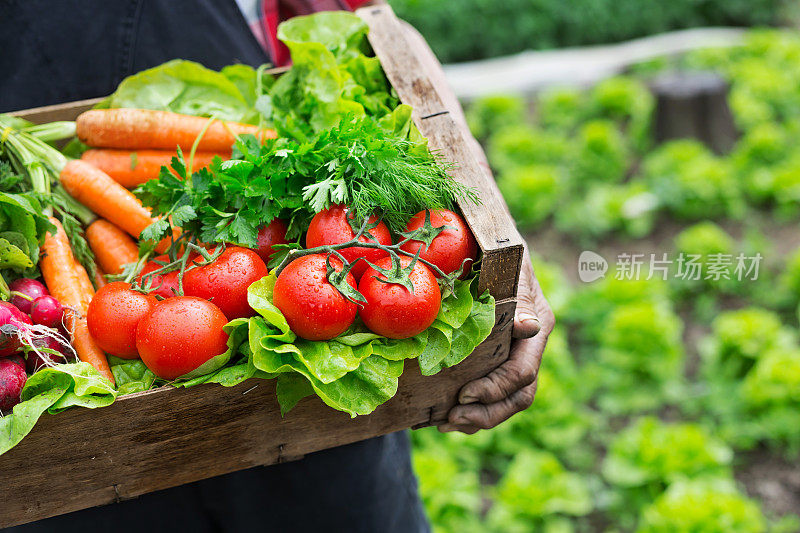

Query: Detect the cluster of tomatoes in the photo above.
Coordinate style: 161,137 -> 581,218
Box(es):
274,206 -> 477,341
85,205 -> 476,381
87,246 -> 268,380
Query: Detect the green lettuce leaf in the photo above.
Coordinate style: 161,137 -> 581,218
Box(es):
268,12 -> 398,135
109,357 -> 157,395
0,192 -> 54,273
0,363 -> 117,455
100,59 -> 265,124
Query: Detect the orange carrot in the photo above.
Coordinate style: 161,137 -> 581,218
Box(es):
71,320 -> 114,385
73,263 -> 96,300
76,109 -> 276,152
59,160 -> 172,252
81,149 -> 228,188
40,218 -> 114,384
86,219 -> 139,275
93,265 -> 108,290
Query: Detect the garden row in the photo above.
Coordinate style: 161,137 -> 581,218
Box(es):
411,29 -> 800,533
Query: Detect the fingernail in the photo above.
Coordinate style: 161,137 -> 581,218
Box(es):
518,312 -> 539,325
459,393 -> 478,404
438,424 -> 456,433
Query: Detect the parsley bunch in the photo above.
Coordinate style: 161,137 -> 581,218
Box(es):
136,114 -> 476,247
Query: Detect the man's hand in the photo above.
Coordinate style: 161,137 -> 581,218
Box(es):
439,254 -> 555,434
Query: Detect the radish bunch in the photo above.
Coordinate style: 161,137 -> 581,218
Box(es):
0,278 -> 72,412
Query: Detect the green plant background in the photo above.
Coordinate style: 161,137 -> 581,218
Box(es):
388,0 -> 791,63
410,29 -> 800,533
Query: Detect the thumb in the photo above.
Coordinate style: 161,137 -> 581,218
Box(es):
513,261 -> 540,339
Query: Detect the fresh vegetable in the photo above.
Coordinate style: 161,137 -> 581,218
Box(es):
59,160 -> 169,251
73,262 -> 96,299
85,219 -> 141,275
0,357 -> 27,411
230,272 -> 494,416
29,295 -> 63,329
25,337 -> 68,374
135,296 -> 229,380
306,205 -> 392,280
0,301 -> 32,357
400,209 -> 478,277
358,256 -> 441,339
8,278 -> 49,314
637,478 -> 767,533
268,12 -> 398,133
137,254 -> 181,299
81,149 -> 226,188
76,109 -> 275,152
273,254 -> 357,341
255,218 -> 289,265
87,282 -> 158,359
40,217 -> 113,384
486,450 -> 593,532
183,246 -> 268,319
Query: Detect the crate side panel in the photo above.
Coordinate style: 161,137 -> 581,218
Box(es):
0,299 -> 514,528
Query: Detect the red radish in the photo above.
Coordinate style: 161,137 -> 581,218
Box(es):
25,337 -> 68,374
7,354 -> 25,369
0,357 -> 27,411
30,296 -> 64,328
9,278 -> 49,314
0,301 -> 32,356
0,301 -> 75,366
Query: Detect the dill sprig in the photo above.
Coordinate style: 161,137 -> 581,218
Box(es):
304,115 -> 478,232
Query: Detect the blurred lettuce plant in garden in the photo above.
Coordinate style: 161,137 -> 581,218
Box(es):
636,478 -> 768,533
412,29 -> 800,533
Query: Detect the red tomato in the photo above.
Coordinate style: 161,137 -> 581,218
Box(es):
400,209 -> 478,277
358,256 -> 441,339
183,246 -> 268,319
306,205 -> 392,280
136,296 -> 229,380
138,254 -> 181,299
273,254 -> 357,341
255,218 -> 289,265
87,282 -> 158,359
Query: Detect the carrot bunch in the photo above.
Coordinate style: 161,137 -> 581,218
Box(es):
76,108 -> 275,188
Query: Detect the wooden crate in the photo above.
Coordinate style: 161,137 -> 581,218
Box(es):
0,5 -> 523,528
